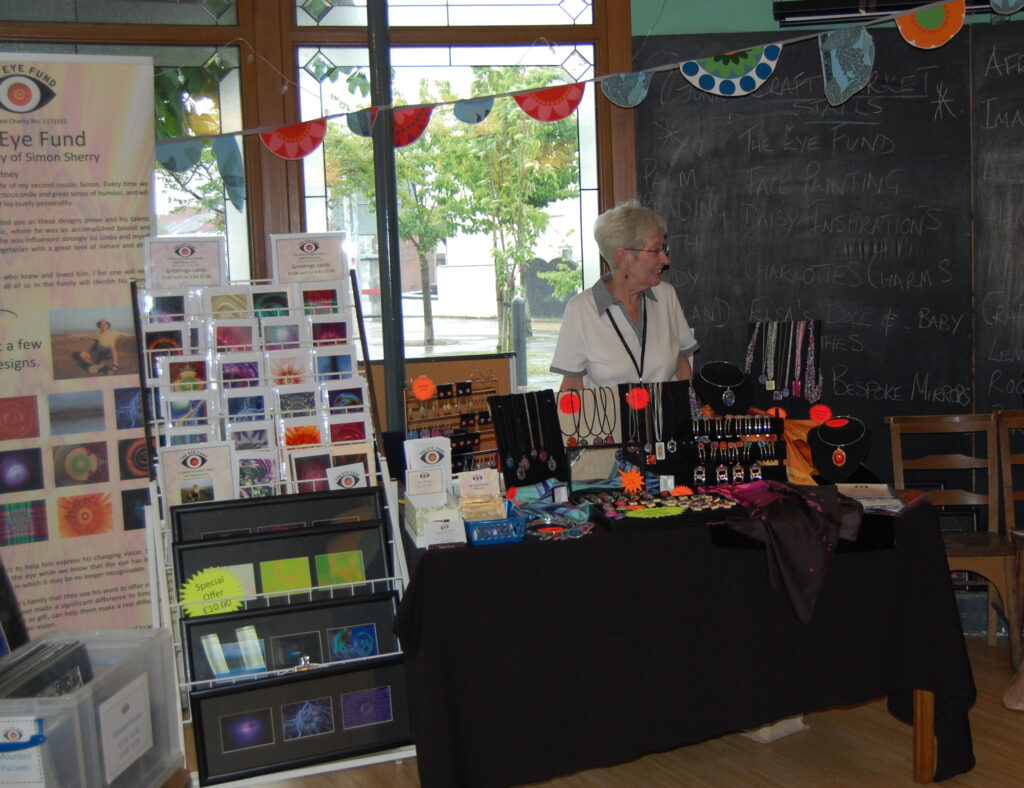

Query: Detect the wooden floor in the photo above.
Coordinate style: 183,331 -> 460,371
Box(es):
188,636 -> 1024,787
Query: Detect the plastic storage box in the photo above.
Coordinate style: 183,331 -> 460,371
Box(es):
0,627 -> 184,788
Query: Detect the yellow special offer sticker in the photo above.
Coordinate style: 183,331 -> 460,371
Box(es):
178,567 -> 247,618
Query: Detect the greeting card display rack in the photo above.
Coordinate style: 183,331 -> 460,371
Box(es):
131,273 -> 414,786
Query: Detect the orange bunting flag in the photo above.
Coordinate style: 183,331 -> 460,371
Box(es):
514,83 -> 585,122
895,0 -> 965,49
260,118 -> 327,160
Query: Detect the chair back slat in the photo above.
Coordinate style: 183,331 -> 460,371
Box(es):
997,409 -> 1024,533
885,412 -> 1000,536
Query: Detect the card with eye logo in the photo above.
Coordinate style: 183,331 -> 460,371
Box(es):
270,232 -> 350,293
159,441 -> 236,508
144,235 -> 227,289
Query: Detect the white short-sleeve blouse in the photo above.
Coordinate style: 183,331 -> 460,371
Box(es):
550,278 -> 699,388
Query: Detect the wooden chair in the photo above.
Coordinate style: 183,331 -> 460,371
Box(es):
997,410 -> 1024,670
885,412 -> 1021,668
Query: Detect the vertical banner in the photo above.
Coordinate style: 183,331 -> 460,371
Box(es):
0,55 -> 155,635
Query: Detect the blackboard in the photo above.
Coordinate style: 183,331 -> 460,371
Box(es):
972,23 -> 1024,414
633,25 -> 1024,477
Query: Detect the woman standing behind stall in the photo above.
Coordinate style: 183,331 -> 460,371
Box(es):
550,200 -> 698,389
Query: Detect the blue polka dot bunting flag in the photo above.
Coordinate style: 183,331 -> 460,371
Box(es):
600,72 -> 652,108
819,27 -> 874,107
680,44 -> 782,97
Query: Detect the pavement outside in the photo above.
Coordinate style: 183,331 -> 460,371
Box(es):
360,313 -> 562,392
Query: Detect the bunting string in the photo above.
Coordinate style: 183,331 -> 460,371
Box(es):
155,0 -> 995,167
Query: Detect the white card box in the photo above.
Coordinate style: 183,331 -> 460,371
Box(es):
404,492 -> 466,549
0,628 -> 183,788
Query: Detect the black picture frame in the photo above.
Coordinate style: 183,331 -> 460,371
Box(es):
181,592 -> 400,684
170,487 -> 383,543
173,522 -> 392,615
190,654 -> 412,785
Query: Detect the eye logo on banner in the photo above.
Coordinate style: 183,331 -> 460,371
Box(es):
819,27 -> 875,106
896,0 -> 965,49
680,44 -> 782,97
0,74 -> 56,114
514,83 -> 585,122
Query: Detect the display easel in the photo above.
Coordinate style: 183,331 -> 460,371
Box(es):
132,267 -> 414,786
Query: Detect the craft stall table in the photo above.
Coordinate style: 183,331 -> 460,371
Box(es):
393,503 -> 976,787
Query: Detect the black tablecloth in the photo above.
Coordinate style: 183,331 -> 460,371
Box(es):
393,504 -> 976,788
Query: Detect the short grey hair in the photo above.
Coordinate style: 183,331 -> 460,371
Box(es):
593,199 -> 667,269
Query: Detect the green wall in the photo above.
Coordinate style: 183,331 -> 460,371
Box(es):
630,0 -> 1005,35
632,0 -> 782,35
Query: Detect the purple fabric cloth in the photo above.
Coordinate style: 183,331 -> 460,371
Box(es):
708,480 -> 863,623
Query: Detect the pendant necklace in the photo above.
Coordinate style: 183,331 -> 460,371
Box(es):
517,396 -> 532,479
774,322 -> 794,401
560,390 -> 582,447
744,321 -> 761,375
597,386 -> 618,445
699,362 -> 745,408
816,416 -> 865,468
606,296 -> 647,381
533,391 -> 559,473
791,320 -> 806,399
804,320 -> 823,403
761,321 -> 778,390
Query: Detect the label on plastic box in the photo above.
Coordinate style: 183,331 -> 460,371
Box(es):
99,673 -> 153,783
0,717 -> 44,786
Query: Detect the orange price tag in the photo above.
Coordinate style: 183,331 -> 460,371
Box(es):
411,375 -> 436,401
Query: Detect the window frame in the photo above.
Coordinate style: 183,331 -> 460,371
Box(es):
0,0 -> 635,277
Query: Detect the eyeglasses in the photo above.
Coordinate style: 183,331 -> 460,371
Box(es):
622,245 -> 670,257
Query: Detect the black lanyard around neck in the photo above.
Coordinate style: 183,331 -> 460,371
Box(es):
606,296 -> 647,380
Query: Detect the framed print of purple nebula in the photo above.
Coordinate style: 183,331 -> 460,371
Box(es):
219,707 -> 275,753
341,685 -> 392,730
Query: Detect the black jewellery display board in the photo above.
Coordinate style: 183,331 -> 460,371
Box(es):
634,27 -> 989,478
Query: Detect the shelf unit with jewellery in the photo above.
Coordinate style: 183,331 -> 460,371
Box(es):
131,273 -> 414,787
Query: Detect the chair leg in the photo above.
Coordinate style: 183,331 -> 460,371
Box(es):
1005,555 -> 1022,670
988,584 -> 999,648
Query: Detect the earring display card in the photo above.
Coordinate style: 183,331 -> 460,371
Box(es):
190,654 -> 411,786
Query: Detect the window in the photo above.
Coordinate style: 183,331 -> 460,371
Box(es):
0,0 -> 634,394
